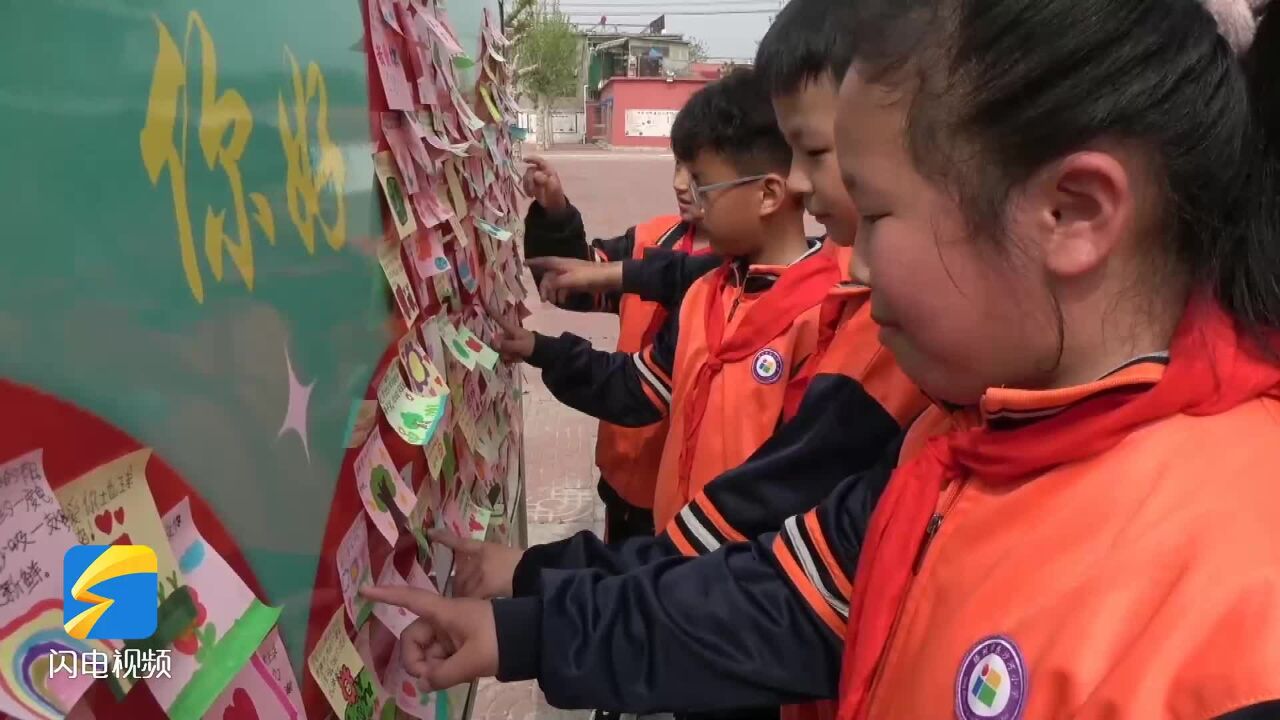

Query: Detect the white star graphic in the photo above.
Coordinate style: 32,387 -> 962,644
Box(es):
278,344 -> 315,462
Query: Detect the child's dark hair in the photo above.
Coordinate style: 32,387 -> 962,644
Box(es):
755,0 -> 858,96
847,0 -> 1280,335
670,68 -> 792,176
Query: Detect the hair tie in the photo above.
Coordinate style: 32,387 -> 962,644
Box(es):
1201,0 -> 1260,55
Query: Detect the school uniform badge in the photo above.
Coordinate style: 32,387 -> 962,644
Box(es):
955,635 -> 1027,720
752,349 -> 784,384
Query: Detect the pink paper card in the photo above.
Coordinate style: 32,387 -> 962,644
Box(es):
374,151 -> 418,239
406,228 -> 452,282
378,0 -> 403,34
387,638 -> 439,719
149,498 -> 259,710
336,516 -> 375,628
381,114 -> 421,195
354,428 -> 417,544
372,558 -> 422,637
377,236 -> 421,324
369,0 -> 414,110
206,654 -> 298,720
417,12 -> 464,56
254,628 -> 304,716
411,174 -> 454,228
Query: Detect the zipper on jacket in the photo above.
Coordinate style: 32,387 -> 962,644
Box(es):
912,478 -> 967,575
726,264 -> 747,323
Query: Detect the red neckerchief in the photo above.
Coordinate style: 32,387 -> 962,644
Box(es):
676,249 -> 841,495
836,293 -> 1280,720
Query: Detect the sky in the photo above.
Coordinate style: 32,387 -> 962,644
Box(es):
554,0 -> 783,60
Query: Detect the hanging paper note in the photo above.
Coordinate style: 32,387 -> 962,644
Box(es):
0,451 -> 106,720
466,504 -> 493,542
254,628 -> 304,717
372,558 -> 422,638
473,217 -> 513,243
345,399 -> 379,450
454,324 -> 499,371
337,516 -> 375,628
377,360 -> 448,447
410,178 -> 454,229
377,0 -> 403,34
407,472 -> 440,554
438,321 -> 477,370
354,428 -> 417,545
477,86 -> 503,124
406,228 -> 452,282
424,430 -> 448,484
449,87 -> 487,132
443,160 -> 469,219
55,449 -> 182,591
206,654 -> 299,720
308,609 -> 377,720
398,332 -> 448,397
454,241 -> 479,295
147,497 -> 259,714
374,152 -> 418,239
377,237 -> 421,324
380,115 -> 421,194
368,0 -> 414,110
417,12 -> 464,56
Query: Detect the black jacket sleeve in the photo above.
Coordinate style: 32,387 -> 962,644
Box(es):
525,309 -> 678,428
621,248 -> 722,312
491,450 -> 900,713
524,200 -> 635,313
512,531 -> 681,597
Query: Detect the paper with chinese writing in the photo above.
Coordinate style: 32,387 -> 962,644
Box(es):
376,237 -> 421,324
255,628 -> 304,717
354,428 -> 416,545
368,0 -> 414,110
206,653 -> 298,720
337,516 -> 375,629
147,497 -> 257,710
54,449 -> 182,596
377,359 -> 447,446
380,114 -> 421,195
374,151 -> 417,239
307,608 -> 369,719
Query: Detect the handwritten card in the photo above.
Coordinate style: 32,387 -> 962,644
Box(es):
368,0 -> 414,110
442,160 -> 469,220
472,217 -> 513,243
372,558 -> 422,638
454,241 -> 479,295
376,237 -> 421,324
380,114 -> 421,195
0,451 -> 75,626
377,359 -> 448,447
149,497 -> 257,710
344,399 -> 379,450
411,177 -> 454,229
406,228 -> 451,281
416,12 -> 464,56
55,449 -> 182,593
336,516 -> 374,629
308,608 -> 376,720
254,628 -> 304,716
424,430 -> 448,484
354,427 -> 417,545
374,151 -> 418,239
398,332 -> 448,397
206,654 -> 298,720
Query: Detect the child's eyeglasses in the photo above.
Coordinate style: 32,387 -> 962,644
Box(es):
690,175 -> 769,212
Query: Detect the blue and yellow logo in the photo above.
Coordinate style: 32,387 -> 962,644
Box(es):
62,545 -> 158,640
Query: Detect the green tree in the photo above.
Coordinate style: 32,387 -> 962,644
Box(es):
515,10 -> 580,149
688,37 -> 709,63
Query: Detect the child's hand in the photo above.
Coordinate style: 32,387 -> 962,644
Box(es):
361,585 -> 498,690
483,299 -> 536,362
525,257 -> 625,306
521,156 -> 567,214
429,529 -> 524,598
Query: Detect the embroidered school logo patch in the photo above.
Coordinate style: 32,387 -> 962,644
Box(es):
752,349 -> 783,384
955,635 -> 1027,720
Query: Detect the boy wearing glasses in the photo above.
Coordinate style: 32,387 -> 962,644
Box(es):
495,68 -> 840,536
520,156 -> 713,545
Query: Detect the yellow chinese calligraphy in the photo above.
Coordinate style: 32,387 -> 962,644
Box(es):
139,12 -> 275,304
279,48 -> 347,254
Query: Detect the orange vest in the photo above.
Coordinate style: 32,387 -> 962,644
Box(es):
596,215 -> 694,509
865,365 -> 1280,718
652,250 -> 839,529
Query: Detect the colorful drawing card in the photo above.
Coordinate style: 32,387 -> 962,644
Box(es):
380,114 -> 422,195
387,638 -> 439,719
406,228 -> 451,281
55,449 -> 182,594
398,331 -> 448,397
337,515 -> 375,629
453,323 -> 498,371
374,151 -> 418,239
438,321 -> 477,371
376,359 -> 447,447
206,654 -> 298,720
354,427 -> 417,544
472,216 -> 513,243
308,608 -> 377,720
377,236 -> 421,324
254,628 -> 304,717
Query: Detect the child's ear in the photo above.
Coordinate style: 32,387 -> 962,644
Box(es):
757,173 -> 791,217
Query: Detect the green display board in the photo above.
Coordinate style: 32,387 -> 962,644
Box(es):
0,0 -> 497,676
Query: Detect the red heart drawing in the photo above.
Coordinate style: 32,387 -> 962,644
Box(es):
113,508 -> 125,525
93,511 -> 113,534
223,688 -> 259,720
110,533 -> 134,546
402,680 -> 415,697
465,338 -> 484,353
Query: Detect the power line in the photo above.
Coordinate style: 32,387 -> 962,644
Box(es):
564,8 -> 776,15
558,0 -> 767,6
